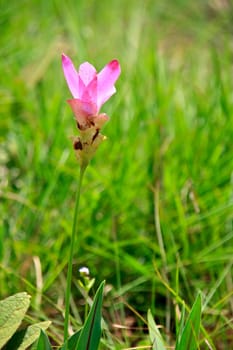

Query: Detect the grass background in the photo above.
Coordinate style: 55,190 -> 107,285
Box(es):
1,0 -> 233,348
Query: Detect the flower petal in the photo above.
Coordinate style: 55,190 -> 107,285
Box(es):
67,98 -> 97,128
97,59 -> 121,109
79,62 -> 97,86
62,54 -> 80,98
80,76 -> 97,105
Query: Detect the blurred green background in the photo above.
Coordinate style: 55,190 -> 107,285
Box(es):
1,0 -> 233,348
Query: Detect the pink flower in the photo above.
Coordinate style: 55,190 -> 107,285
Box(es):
62,53 -> 121,129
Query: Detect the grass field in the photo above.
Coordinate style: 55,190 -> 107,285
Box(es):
1,0 -> 233,348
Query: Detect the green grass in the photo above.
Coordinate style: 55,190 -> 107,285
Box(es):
1,0 -> 233,348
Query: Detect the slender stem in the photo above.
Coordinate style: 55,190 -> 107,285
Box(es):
64,165 -> 86,343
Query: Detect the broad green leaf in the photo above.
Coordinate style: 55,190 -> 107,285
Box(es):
35,329 -> 52,350
176,294 -> 202,350
147,309 -> 166,350
0,292 -> 30,349
4,320 -> 51,350
59,330 -> 81,350
75,281 -> 105,350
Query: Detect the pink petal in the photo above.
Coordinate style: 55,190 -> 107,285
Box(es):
79,62 -> 97,86
80,76 -> 97,104
61,54 -> 80,98
67,99 -> 97,128
97,59 -> 121,110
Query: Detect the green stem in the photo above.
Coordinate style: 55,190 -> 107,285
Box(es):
64,165 -> 86,343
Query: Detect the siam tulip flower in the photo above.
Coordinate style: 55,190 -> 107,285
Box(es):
62,53 -> 121,168
62,53 -> 121,130
61,54 -> 121,345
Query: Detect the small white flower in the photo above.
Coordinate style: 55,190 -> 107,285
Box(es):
79,266 -> 90,276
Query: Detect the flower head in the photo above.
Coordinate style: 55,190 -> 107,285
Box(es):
62,53 -> 121,168
62,53 -> 121,129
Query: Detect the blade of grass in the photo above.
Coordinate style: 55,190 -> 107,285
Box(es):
147,309 -> 166,350
75,281 -> 105,350
175,294 -> 201,350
